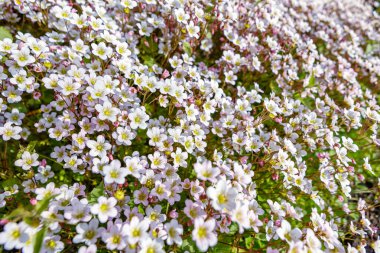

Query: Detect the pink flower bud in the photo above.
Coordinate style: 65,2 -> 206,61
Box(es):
113,121 -> 119,127
40,159 -> 47,167
30,198 -> 37,205
240,156 -> 248,164
33,91 -> 41,100
0,219 -> 9,226
129,87 -> 137,94
272,173 -> 279,181
258,160 -> 264,167
317,153 -> 325,159
33,65 -> 43,73
108,154 -> 114,161
275,219 -> 281,227
274,117 -> 282,123
338,195 -> 344,202
357,174 -> 364,181
169,209 -> 178,219
162,69 -> 170,78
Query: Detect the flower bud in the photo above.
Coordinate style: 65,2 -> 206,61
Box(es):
169,209 -> 178,219
40,159 -> 47,167
30,198 -> 37,205
33,91 -> 41,100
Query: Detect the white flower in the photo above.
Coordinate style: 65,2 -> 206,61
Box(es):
73,219 -> 100,245
122,216 -> 150,244
147,127 -> 167,146
129,107 -> 149,129
121,0 -> 137,9
95,101 -> 120,122
124,156 -> 143,178
43,235 -> 64,253
15,151 -> 39,170
342,137 -> 358,152
231,201 -> 250,233
185,104 -> 199,121
186,21 -> 200,38
86,135 -> 112,158
71,39 -> 89,54
264,98 -> 281,116
92,42 -> 112,60
78,245 -> 97,253
171,148 -> 188,168
35,182 -> 59,200
276,220 -> 302,243
148,151 -> 167,170
0,222 -> 29,250
139,238 -> 165,253
112,126 -> 136,145
164,219 -> 183,246
305,228 -> 322,250
372,239 -> 380,253
91,197 -> 118,223
4,108 -> 25,125
102,222 -> 127,250
207,179 -> 238,211
104,159 -> 127,184
363,157 -> 375,175
192,218 -> 217,252
58,77 -> 81,96
12,47 -> 35,66
194,159 -> 220,182
0,122 -> 22,141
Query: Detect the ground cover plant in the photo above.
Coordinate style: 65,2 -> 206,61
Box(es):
0,0 -> 380,252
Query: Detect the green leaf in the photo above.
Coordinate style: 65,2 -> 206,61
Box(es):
269,80 -> 281,94
180,238 -> 200,253
16,141 -> 38,159
307,72 -> 315,88
33,224 -> 47,253
245,236 -> 254,248
141,55 -> 156,67
4,206 -> 27,220
210,242 -> 236,253
35,194 -> 57,215
89,183 -> 104,204
183,41 -> 192,56
24,216 -> 40,228
1,178 -> 20,189
0,27 -> 12,41
228,222 -> 239,235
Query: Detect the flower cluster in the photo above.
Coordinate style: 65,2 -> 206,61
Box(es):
0,0 -> 380,252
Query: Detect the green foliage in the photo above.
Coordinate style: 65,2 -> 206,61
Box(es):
33,224 -> 47,253
0,27 -> 12,41
89,183 -> 105,204
183,41 -> 192,56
